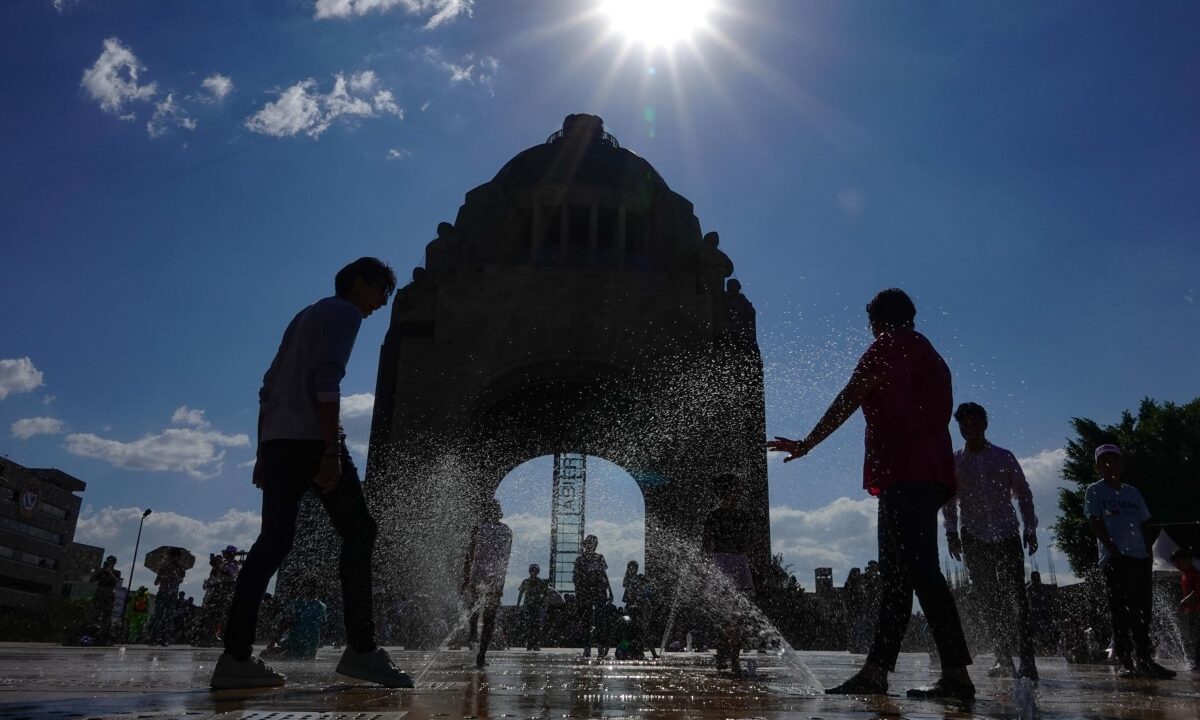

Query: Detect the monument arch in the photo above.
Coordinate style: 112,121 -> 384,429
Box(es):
364,114 -> 770,601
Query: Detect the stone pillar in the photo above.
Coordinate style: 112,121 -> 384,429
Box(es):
588,202 -> 599,265
617,205 -> 627,268
531,195 -> 543,264
559,200 -> 570,265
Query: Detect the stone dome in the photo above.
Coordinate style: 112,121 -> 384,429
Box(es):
490,114 -> 670,197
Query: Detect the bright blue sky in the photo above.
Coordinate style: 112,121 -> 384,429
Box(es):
2,0 -> 1198,601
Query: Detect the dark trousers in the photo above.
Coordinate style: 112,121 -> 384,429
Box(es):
224,439 -> 378,658
524,604 -> 545,649
1101,555 -> 1154,663
962,533 -> 1035,663
867,482 -> 972,671
468,590 -> 501,656
1185,611 -> 1200,666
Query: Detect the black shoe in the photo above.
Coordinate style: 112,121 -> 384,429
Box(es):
825,673 -> 888,695
1136,660 -> 1176,679
1118,659 -> 1139,677
475,653 -> 486,669
906,678 -> 976,701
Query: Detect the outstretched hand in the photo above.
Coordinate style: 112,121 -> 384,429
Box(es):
765,436 -> 812,463
947,533 -> 963,561
1023,530 -> 1039,556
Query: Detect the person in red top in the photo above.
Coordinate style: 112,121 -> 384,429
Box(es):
768,288 -> 974,700
1169,548 -> 1200,672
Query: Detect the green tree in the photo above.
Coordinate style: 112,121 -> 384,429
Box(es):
1052,397 -> 1200,577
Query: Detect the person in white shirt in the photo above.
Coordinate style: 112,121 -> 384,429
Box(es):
1084,444 -> 1175,679
943,402 -> 1040,679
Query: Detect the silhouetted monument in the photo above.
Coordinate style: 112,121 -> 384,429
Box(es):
282,114 -> 769,608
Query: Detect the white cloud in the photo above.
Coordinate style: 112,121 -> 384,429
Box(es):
771,496 -> 879,584
11,417 -> 64,440
0,357 -> 45,400
420,100 -> 431,112
146,93 -> 197,138
386,148 -> 411,161
51,0 -> 80,14
372,90 -> 404,119
314,0 -> 474,29
349,70 -> 377,92
170,405 -> 211,429
201,73 -> 234,102
42,395 -> 56,405
421,47 -> 498,93
75,505 -> 262,598
245,73 -> 404,139
341,393 -> 375,419
81,38 -> 157,117
245,80 -> 324,138
64,415 -> 250,479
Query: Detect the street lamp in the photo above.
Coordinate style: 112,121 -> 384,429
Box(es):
125,508 -> 151,623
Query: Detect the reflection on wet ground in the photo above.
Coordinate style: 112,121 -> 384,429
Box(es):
0,643 -> 1196,719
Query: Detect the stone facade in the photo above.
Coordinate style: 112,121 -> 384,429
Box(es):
360,115 -> 770,601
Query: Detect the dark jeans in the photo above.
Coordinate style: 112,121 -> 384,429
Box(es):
1101,555 -> 1154,663
867,482 -> 972,671
962,533 -> 1035,664
524,604 -> 545,649
467,589 -> 501,656
224,439 -> 378,658
1185,611 -> 1200,666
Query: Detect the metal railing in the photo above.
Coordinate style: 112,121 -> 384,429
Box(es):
545,129 -> 620,148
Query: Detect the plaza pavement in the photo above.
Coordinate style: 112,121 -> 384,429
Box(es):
0,643 -> 1197,719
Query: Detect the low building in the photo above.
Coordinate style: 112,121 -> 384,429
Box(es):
0,458 -> 87,610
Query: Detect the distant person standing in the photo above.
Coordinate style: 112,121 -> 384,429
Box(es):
1168,548 -> 1200,673
126,587 -> 151,643
622,560 -> 656,659
211,257 -> 411,690
148,548 -> 187,645
1085,444 -> 1175,679
703,473 -> 755,676
943,402 -> 1039,680
573,535 -> 612,658
89,555 -> 120,644
462,499 -> 512,668
517,564 -> 549,651
768,288 -> 975,700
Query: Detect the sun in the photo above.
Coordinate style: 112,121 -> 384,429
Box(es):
599,0 -> 716,48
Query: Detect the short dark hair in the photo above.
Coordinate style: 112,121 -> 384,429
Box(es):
335,257 -> 397,297
954,402 -> 988,423
865,288 -> 916,329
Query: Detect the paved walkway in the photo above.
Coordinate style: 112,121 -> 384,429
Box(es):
0,644 -> 1197,719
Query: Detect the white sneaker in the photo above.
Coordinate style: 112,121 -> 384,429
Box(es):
335,647 -> 414,688
210,653 -> 286,689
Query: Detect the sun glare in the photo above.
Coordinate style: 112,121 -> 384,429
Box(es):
600,0 -> 715,48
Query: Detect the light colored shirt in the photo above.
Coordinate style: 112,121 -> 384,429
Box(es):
942,442 -> 1037,543
259,296 -> 362,442
1083,480 -> 1151,562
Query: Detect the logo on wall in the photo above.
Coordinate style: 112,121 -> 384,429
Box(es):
18,480 -> 39,519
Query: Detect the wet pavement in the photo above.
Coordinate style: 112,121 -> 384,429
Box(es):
0,643 -> 1196,719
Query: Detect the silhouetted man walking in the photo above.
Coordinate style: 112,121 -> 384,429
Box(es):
211,257 -> 411,690
943,402 -> 1039,680
768,288 -> 974,700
